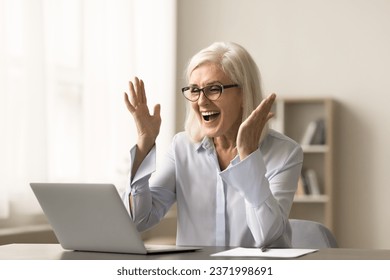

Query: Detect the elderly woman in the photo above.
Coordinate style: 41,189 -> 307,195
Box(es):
122,42 -> 303,248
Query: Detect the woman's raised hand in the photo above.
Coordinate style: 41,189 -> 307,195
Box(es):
236,93 -> 276,160
124,77 -> 161,151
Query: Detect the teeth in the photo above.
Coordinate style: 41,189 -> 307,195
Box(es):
201,111 -> 219,116
201,111 -> 219,121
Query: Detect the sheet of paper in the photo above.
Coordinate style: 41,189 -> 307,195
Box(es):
211,247 -> 318,258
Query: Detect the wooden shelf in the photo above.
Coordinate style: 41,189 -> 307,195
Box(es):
301,145 -> 329,153
294,195 -> 329,203
271,98 -> 334,230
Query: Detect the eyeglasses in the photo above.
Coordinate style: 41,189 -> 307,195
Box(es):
181,83 -> 239,102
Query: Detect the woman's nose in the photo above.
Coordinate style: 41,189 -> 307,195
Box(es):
197,91 -> 209,105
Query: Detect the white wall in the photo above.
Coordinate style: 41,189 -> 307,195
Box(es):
176,0 -> 390,248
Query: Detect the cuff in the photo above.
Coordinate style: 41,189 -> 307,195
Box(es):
129,144 -> 156,191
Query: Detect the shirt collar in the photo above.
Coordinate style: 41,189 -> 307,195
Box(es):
195,136 -> 214,153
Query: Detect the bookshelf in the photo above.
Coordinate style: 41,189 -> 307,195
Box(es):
270,98 -> 334,231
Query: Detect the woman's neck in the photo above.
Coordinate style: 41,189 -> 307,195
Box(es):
213,135 -> 238,170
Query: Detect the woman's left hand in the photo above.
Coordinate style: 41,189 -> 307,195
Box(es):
236,93 -> 276,160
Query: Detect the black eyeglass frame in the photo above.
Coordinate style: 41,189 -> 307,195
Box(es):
181,83 -> 239,102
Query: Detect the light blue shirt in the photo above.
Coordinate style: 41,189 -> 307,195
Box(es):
122,129 -> 303,248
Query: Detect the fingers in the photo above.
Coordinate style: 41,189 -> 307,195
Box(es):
124,92 -> 135,113
140,79 -> 147,104
266,112 -> 275,122
261,93 -> 276,111
237,93 -> 276,159
127,77 -> 147,108
124,77 -> 159,120
153,104 -> 161,118
254,93 -> 276,117
128,80 -> 137,108
265,94 -> 276,121
135,77 -> 147,104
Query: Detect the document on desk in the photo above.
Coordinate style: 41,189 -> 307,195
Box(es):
211,247 -> 318,258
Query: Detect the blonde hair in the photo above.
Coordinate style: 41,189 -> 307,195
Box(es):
183,42 -> 269,143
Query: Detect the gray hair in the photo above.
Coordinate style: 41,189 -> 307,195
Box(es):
183,42 -> 269,143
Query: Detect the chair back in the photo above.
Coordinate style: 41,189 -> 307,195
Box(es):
289,219 -> 338,248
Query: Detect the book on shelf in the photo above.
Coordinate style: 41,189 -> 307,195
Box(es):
295,170 -> 321,197
304,169 -> 321,195
300,118 -> 326,145
296,175 -> 308,196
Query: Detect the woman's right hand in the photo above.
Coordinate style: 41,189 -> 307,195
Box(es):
124,77 -> 161,152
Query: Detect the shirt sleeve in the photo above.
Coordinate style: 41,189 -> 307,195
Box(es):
219,144 -> 303,247
121,144 -> 176,232
121,145 -> 156,214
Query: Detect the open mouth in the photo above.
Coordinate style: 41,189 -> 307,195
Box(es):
201,111 -> 220,122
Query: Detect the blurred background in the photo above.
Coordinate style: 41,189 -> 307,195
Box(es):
1,0 -> 390,249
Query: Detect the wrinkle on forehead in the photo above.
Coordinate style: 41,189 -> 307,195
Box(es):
190,63 -> 232,87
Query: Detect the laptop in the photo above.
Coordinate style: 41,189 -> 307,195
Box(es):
30,183 -> 200,254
